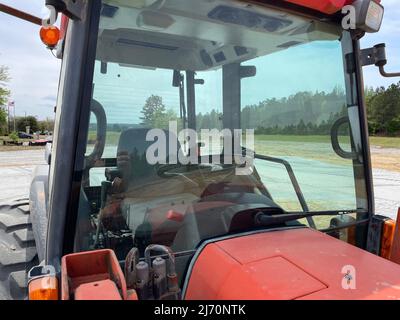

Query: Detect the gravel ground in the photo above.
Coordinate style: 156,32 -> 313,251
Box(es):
0,149 -> 398,220
373,168 -> 400,220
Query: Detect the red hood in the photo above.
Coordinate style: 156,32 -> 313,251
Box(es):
185,228 -> 400,300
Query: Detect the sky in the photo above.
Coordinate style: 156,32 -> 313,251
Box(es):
0,0 -> 399,120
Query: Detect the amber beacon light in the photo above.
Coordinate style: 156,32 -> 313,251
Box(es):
39,26 -> 60,49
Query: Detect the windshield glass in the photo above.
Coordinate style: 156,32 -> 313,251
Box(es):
74,0 -> 368,263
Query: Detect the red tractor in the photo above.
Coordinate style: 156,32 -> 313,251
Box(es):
1,0 -> 400,300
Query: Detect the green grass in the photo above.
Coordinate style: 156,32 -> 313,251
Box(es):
86,131 -> 400,148
254,134 -> 400,148
253,135 -> 400,165
369,136 -> 400,149
0,135 -> 33,143
0,135 -> 43,151
253,134 -> 353,165
85,131 -> 400,162
87,131 -> 120,146
255,134 -> 336,143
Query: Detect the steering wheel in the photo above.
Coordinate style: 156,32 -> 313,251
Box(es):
85,99 -> 107,169
157,163 -> 195,177
156,161 -> 228,178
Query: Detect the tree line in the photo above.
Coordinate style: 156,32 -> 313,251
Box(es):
366,82 -> 400,136
1,60 -> 400,138
139,84 -> 400,137
138,90 -> 348,135
0,66 -> 10,135
0,65 -> 54,135
0,114 -> 54,135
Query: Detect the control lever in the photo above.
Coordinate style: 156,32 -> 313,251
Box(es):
144,244 -> 181,300
125,244 -> 181,300
124,247 -> 139,289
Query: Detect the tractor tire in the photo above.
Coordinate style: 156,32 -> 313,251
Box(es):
0,199 -> 38,300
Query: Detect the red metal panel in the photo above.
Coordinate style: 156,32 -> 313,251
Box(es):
185,228 -> 400,300
284,0 -> 381,14
74,280 -> 122,300
60,14 -> 69,40
61,249 -> 127,300
284,0 -> 348,14
220,257 -> 327,299
185,249 -> 327,299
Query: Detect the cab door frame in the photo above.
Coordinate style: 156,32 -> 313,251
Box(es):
46,0 -> 102,267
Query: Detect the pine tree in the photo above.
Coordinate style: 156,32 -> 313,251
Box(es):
140,95 -> 166,126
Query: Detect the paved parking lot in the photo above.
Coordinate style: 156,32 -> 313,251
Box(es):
0,149 -> 398,219
0,150 -> 45,203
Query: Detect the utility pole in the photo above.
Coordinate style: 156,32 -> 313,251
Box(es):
7,103 -> 10,134
7,100 -> 14,134
13,102 -> 16,132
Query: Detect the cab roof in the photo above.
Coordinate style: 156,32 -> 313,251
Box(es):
99,0 -> 342,71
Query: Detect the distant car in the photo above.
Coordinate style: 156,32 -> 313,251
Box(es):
18,132 -> 34,139
29,139 -> 48,146
28,136 -> 53,147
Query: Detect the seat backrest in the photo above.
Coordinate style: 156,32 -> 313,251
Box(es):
117,127 -> 182,181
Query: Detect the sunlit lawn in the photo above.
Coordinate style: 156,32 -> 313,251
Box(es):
87,131 -> 400,148
369,136 -> 400,149
255,134 -> 400,148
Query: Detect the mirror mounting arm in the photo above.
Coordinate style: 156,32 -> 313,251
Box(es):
360,43 -> 400,78
378,65 -> 400,78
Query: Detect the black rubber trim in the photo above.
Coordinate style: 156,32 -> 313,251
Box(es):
353,39 -> 375,216
46,1 -> 102,267
352,38 -> 375,249
319,218 -> 369,233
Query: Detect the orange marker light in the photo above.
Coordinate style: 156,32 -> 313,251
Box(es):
39,26 -> 60,48
28,276 -> 58,300
390,209 -> 400,264
381,219 -> 396,259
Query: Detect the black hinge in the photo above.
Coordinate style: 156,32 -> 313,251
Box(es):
359,44 -> 387,67
359,43 -> 400,78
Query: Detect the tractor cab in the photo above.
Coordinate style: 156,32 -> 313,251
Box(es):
24,0 -> 400,300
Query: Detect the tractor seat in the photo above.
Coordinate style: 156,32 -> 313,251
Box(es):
116,127 -> 183,183
115,128 -> 200,246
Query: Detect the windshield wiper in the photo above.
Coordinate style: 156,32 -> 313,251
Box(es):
173,70 -> 187,129
255,153 -> 316,228
255,210 -> 359,227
